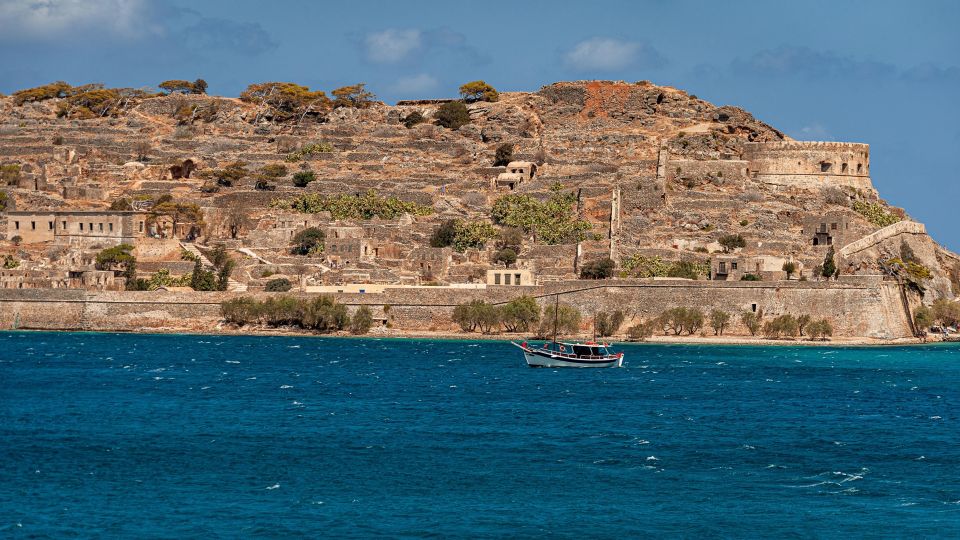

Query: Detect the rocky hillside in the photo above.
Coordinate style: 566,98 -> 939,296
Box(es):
0,79 -> 957,299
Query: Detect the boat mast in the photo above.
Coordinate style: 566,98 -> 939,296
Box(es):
552,294 -> 559,344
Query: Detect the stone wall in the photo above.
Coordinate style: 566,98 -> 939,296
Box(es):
0,278 -> 913,339
743,141 -> 874,191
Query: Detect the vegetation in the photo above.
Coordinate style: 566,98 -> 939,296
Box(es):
221,295 -> 348,332
453,300 -> 501,333
621,255 -> 708,280
658,307 -> 705,335
494,143 -> 514,166
286,142 -> 335,162
806,319 -> 834,340
292,171 -> 316,187
499,296 -> 541,332
11,235 -> 22,246
1,164 -> 21,186
580,258 -> 615,279
350,306 -> 374,334
853,201 -> 901,227
932,299 -> 960,327
332,83 -> 376,109
493,248 -> 517,267
3,255 -> 20,269
491,187 -> 592,245
12,81 -> 72,105
459,80 -> 499,103
710,309 -> 731,335
274,190 -> 433,219
913,305 -> 934,331
782,261 -> 797,278
741,311 -> 762,336
429,219 -> 497,252
0,191 -> 7,211
719,233 -> 746,253
239,82 -> 331,122
56,85 -> 150,119
188,245 -> 234,292
626,320 -> 656,341
740,273 -> 762,281
763,314 -> 799,339
430,220 -> 458,248
95,244 -> 139,288
158,79 -> 208,94
434,101 -> 471,129
265,278 -> 292,292
595,310 -> 625,337
291,227 -> 325,255
402,111 -> 426,128
199,160 -> 248,187
821,246 -> 838,278
797,314 -> 812,336
535,303 -> 581,338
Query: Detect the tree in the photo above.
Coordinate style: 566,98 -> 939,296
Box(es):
797,314 -> 812,336
291,227 -> 325,255
580,258 -> 615,279
265,278 -> 292,292
452,220 -> 497,252
350,306 -> 374,334
239,82 -> 331,122
459,80 -> 499,103
491,189 -> 592,245
331,83 -> 376,109
782,261 -> 797,279
494,248 -> 517,267
741,311 -> 762,336
719,234 -> 746,253
192,79 -> 208,94
807,319 -> 834,341
499,296 -> 540,332
595,310 -> 625,337
302,295 -> 349,332
292,171 -> 316,187
822,246 -> 837,279
190,259 -> 217,291
763,314 -> 799,339
535,303 -> 581,338
434,101 -> 471,129
494,143 -> 514,166
626,321 -> 655,341
110,197 -> 133,211
913,305 -> 934,331
710,310 -> 731,335
498,227 -> 524,252
452,300 -> 500,333
430,219 -> 458,248
221,297 -> 261,326
932,299 -> 960,327
12,81 -> 72,105
159,80 -> 196,94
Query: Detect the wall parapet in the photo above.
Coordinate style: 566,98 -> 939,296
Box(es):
743,141 -> 869,152
838,221 -> 927,258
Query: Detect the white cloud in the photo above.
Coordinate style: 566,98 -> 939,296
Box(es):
0,0 -> 157,40
796,123 -> 834,141
390,73 -> 439,96
564,37 -> 664,71
364,29 -> 423,64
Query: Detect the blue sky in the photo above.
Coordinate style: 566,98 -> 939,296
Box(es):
1,0 -> 958,248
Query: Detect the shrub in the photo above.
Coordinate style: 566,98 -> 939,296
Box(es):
11,235 -> 22,246
782,261 -> 797,278
285,142 -> 335,162
595,310 -> 625,337
12,81 -> 72,105
535,303 -> 581,338
459,80 -> 499,103
499,296 -> 540,332
719,234 -> 746,253
498,227 -> 524,251
626,320 -> 655,341
331,83 -> 376,109
273,190 -> 433,219
740,273 -> 762,281
402,111 -> 426,128
821,246 -> 837,278
659,307 -> 704,335
0,191 -> 7,211
494,143 -> 514,166
932,299 -> 960,327
494,248 -> 517,267
763,314 -> 799,339
452,300 -> 500,333
239,82 -> 331,122
434,101 -> 471,129
292,171 -> 316,187
221,297 -> 261,325
913,306 -> 934,331
3,255 -> 20,269
110,197 -> 133,211
265,278 -> 292,292
797,314 -> 812,336
710,310 -> 731,335
1,164 -> 21,186
667,260 -> 704,280
821,186 -> 849,206
807,319 -> 834,340
621,254 -> 708,280
853,201 -> 901,227
491,188 -> 592,245
452,220 -> 497,252
260,164 -> 288,178
430,219 -> 458,248
254,178 -> 276,191
291,227 -> 325,255
741,311 -> 762,336
350,306 -> 374,334
580,258 -> 615,279
302,295 -> 349,332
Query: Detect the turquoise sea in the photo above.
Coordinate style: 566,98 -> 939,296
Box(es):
1,332 -> 959,537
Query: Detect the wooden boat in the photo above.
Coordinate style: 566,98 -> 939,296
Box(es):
511,340 -> 624,368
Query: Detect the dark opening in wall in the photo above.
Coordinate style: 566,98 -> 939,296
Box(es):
841,163 -> 848,173
820,162 -> 832,172
857,163 -> 863,173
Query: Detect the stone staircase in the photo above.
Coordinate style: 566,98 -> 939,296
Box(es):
180,242 -> 248,292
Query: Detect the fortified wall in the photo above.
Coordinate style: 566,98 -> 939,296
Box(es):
743,141 -> 874,191
0,278 -> 913,339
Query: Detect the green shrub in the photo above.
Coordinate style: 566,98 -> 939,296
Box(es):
291,227 -> 325,255
740,273 -> 762,281
499,296 -> 540,332
782,261 -> 797,278
221,297 -> 261,325
710,310 -> 731,335
658,307 -> 704,335
285,142 -> 335,162
459,80 -> 499,102
453,300 -> 501,333
273,190 -> 432,219
402,111 -> 426,128
821,246 -> 837,278
580,258 -> 615,279
452,220 -> 497,252
350,305 -> 374,334
265,278 -> 292,292
430,219 -> 458,248
3,255 -> 19,269
434,101 -> 471,129
806,319 -> 834,340
494,248 -> 517,266
240,82 -> 331,122
719,233 -> 746,253
0,191 -> 7,211
491,188 -> 592,245
595,310 -> 625,337
292,171 -> 316,187
741,311 -> 762,335
626,320 -> 655,341
853,201 -> 901,227
535,303 -> 581,338
494,143 -> 514,166
763,314 -> 799,339
260,164 -> 288,178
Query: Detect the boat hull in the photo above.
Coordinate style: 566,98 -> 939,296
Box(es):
522,349 -> 624,368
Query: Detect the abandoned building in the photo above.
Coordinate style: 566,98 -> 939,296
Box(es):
486,268 -> 534,286
495,161 -> 538,190
5,210 -> 149,246
801,214 -> 855,247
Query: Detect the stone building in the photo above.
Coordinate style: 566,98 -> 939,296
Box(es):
495,161 -> 538,190
325,237 -> 377,267
405,247 -> 452,280
5,210 -> 148,246
486,268 -> 534,286
801,213 -> 856,248
711,254 -> 791,281
743,141 -> 873,191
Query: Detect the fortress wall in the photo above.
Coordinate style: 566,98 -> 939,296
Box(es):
0,279 -> 912,339
838,221 -> 927,257
743,141 -> 873,191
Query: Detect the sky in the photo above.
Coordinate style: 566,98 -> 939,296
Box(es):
1,0 -> 958,248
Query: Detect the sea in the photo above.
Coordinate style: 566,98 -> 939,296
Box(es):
1,331 -> 959,538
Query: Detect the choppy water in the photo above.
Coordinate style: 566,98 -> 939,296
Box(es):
1,332 -> 959,537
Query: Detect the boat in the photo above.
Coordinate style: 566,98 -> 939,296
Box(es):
511,294 -> 625,368
511,339 -> 624,368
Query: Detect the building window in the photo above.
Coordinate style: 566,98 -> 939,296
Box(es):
79,223 -> 83,231
504,273 -> 511,285
841,163 -> 848,173
731,262 -> 738,270
109,223 -> 114,232
13,221 -> 18,230
62,221 -> 67,230
857,163 -> 863,173
820,162 -> 832,172
752,303 -> 757,312
139,222 -> 144,233
31,221 -> 36,230
831,223 -> 838,230
494,273 -> 501,285
719,262 -> 727,273
48,221 -> 54,230
99,223 -> 103,232
89,222 -> 93,231
515,273 -> 521,284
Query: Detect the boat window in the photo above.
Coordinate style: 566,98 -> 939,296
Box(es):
572,345 -> 591,356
